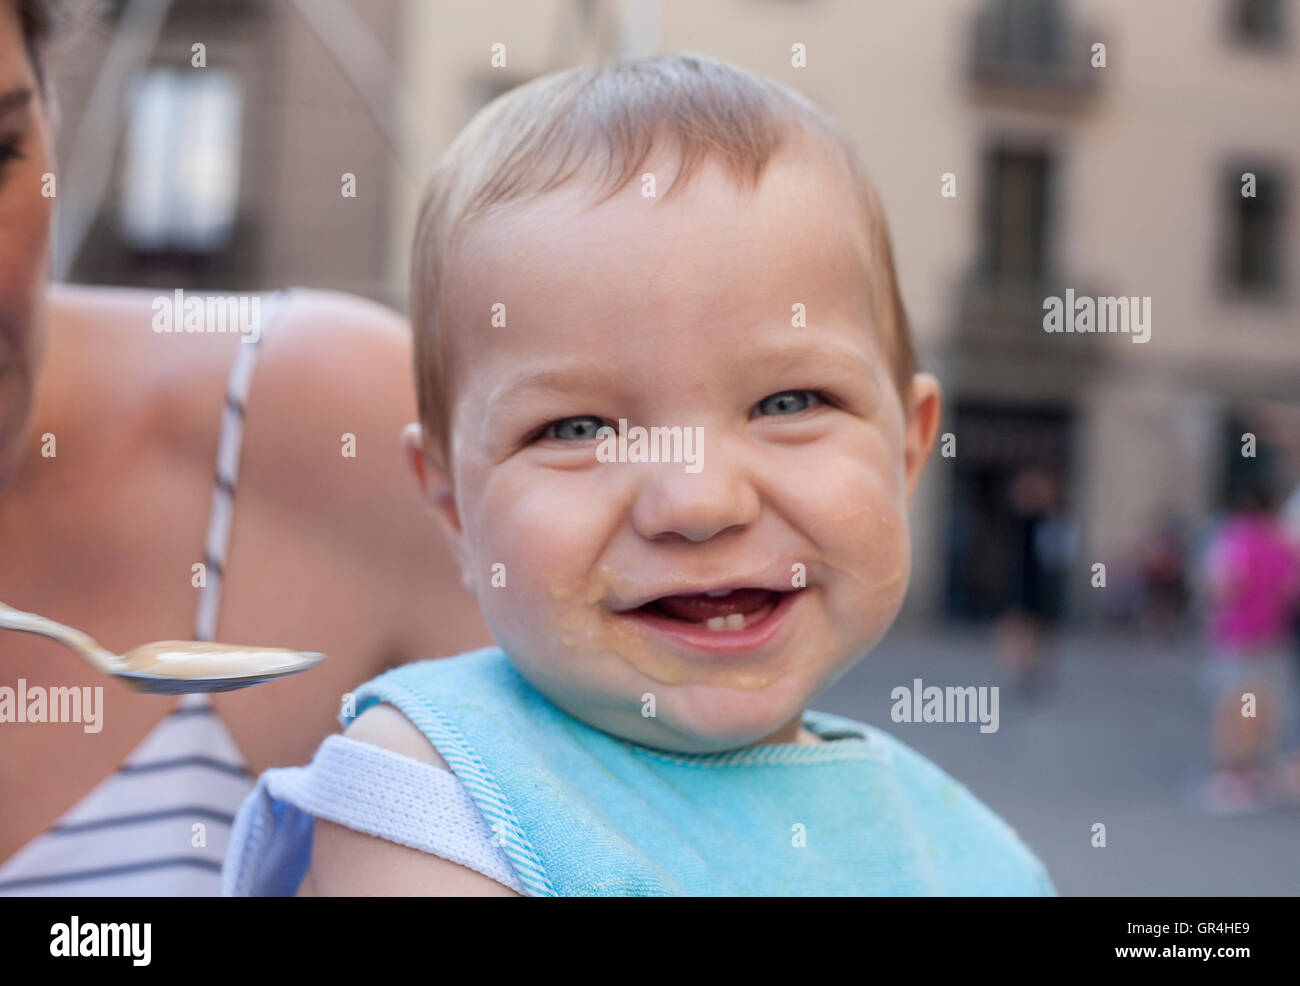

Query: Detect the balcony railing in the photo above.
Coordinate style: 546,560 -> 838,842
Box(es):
951,269 -> 1111,366
968,3 -> 1103,106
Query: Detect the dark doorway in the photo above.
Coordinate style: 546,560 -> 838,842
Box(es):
945,402 -> 1075,622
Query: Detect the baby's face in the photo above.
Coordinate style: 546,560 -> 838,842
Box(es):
433,151 -> 940,753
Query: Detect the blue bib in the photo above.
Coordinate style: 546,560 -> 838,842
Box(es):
346,647 -> 1054,896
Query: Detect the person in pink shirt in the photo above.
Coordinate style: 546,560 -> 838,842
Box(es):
1200,482 -> 1300,812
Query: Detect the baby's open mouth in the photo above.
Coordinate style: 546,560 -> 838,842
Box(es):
634,587 -> 786,632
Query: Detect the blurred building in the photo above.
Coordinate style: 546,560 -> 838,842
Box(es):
389,0 -> 1299,626
53,0 -> 402,301
52,0 -> 1299,626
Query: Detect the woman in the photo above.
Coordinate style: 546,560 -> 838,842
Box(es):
0,0 -> 489,892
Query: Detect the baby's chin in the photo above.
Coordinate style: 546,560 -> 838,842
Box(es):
646,672 -> 826,752
515,656 -> 824,752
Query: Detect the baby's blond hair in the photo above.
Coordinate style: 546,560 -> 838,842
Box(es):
411,52 -> 917,461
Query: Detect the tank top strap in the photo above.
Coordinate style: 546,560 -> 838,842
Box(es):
187,289 -> 292,708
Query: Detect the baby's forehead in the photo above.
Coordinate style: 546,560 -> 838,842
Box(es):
447,154 -> 875,319
434,148 -> 896,420
447,285 -> 890,425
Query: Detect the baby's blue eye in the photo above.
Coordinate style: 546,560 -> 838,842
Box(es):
755,390 -> 820,416
546,415 -> 606,441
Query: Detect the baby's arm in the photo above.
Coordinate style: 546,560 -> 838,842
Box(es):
297,704 -> 523,897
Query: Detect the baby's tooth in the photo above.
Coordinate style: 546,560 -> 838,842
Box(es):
706,616 -> 728,631
725,612 -> 745,629
706,589 -> 731,597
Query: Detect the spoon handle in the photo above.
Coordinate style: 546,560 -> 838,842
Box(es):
0,602 -> 123,674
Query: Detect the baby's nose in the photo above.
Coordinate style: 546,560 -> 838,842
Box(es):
628,456 -> 761,544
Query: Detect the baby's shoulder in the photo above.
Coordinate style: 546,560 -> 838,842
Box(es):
343,702 -> 449,770
338,646 -> 518,753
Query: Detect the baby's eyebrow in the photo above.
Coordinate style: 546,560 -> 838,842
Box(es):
0,87 -> 33,121
486,361 -> 613,419
747,336 -> 878,378
742,335 -> 886,407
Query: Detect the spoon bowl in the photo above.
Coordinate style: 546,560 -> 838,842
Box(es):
0,602 -> 325,694
113,640 -> 325,694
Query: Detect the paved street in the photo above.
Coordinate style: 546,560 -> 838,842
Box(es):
816,626 -> 1300,896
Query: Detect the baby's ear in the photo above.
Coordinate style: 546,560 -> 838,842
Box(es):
902,373 -> 943,503
400,422 -> 464,540
401,423 -> 476,593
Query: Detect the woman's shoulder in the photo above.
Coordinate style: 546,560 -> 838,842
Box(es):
49,282 -> 411,422
240,287 -> 418,478
49,281 -> 418,517
44,282 -> 490,667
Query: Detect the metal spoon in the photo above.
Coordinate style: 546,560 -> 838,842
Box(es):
0,601 -> 325,694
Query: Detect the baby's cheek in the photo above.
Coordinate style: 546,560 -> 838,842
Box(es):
804,449 -> 906,558
462,524 -> 542,646
471,477 -> 558,578
808,458 -> 911,640
475,544 -> 606,666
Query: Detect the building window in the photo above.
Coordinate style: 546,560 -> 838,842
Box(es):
976,0 -> 1067,68
117,68 -> 243,254
1228,0 -> 1286,45
980,147 -> 1053,283
1224,166 -> 1286,295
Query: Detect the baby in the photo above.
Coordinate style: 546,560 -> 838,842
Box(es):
223,52 -> 1054,896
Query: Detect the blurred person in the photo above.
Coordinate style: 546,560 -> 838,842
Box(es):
1280,477 -> 1300,797
993,465 -> 1072,699
1283,479 -> 1300,546
0,0 -> 489,894
1135,513 -> 1189,641
1197,481 -> 1300,812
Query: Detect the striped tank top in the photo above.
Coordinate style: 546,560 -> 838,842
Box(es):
0,291 -> 285,895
